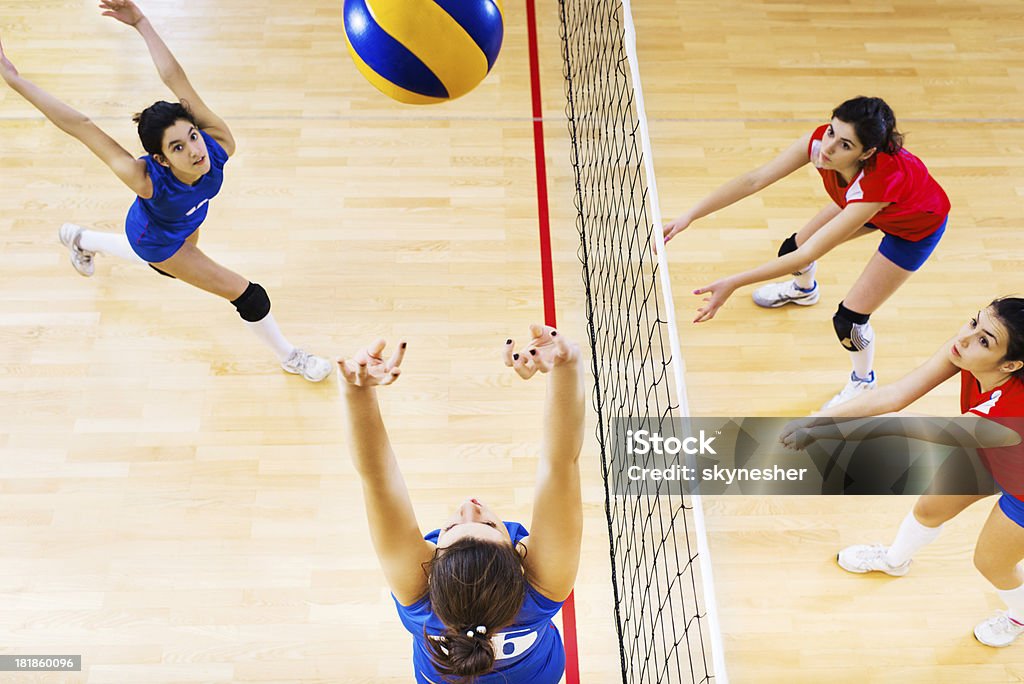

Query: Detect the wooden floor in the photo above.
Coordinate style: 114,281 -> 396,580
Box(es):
1,0 -> 1023,682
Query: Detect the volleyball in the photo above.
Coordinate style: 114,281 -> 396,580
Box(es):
342,0 -> 504,105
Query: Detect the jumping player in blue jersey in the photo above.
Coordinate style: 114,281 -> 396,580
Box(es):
0,0 -> 331,382
338,325 -> 584,683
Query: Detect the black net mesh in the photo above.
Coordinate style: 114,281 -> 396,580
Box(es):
558,1 -> 715,682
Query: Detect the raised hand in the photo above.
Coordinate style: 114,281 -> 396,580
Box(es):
99,0 -> 146,27
504,324 -> 580,380
338,339 -> 406,388
0,34 -> 20,83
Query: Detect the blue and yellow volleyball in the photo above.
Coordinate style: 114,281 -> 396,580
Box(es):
343,0 -> 504,104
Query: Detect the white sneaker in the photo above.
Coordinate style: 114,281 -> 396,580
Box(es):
752,280 -> 819,308
837,544 -> 911,576
281,348 -> 332,383
822,371 -> 877,410
974,611 -> 1024,647
58,223 -> 95,277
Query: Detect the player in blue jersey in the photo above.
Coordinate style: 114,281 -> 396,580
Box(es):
338,325 -> 584,683
0,0 -> 330,382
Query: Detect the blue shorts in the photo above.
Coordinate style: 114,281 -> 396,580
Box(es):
125,218 -> 197,263
872,217 -> 947,272
999,491 -> 1024,529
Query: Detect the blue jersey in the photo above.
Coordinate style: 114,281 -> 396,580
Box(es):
393,522 -> 567,684
125,130 -> 229,262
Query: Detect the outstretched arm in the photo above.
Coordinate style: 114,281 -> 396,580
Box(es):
663,133 -> 812,243
509,325 -> 586,602
339,340 -> 434,606
690,200 -> 885,323
780,339 -> 1020,451
1,34 -> 151,196
780,339 -> 961,449
100,0 -> 235,156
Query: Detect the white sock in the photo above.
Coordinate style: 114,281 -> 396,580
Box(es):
850,342 -> 875,381
793,261 -> 817,290
885,511 -> 942,566
997,581 -> 1024,625
77,230 -> 146,264
245,313 -> 296,362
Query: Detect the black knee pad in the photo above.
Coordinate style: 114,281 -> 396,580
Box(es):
777,233 -> 799,258
833,302 -> 873,351
231,282 -> 271,322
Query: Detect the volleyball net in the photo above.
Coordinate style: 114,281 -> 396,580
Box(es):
557,0 -> 726,681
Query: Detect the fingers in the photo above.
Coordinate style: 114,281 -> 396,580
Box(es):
367,338 -> 386,360
354,355 -> 369,384
510,350 -> 537,379
338,347 -> 374,386
339,339 -> 406,387
378,366 -> 401,385
528,347 -> 552,373
336,357 -> 360,385
551,329 -> 574,362
503,338 -> 515,366
386,341 -> 406,371
693,304 -> 717,324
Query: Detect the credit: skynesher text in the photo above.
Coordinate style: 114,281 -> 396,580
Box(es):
628,464 -> 808,485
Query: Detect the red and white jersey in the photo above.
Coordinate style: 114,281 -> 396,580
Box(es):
960,370 -> 1024,500
808,124 -> 950,241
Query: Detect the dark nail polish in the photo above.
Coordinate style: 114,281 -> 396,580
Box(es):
550,331 -> 557,336
513,353 -> 519,361
506,339 -> 512,345
529,349 -> 536,355
400,342 -> 407,349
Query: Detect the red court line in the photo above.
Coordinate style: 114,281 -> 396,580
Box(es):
524,1 -> 580,682
525,0 -> 558,328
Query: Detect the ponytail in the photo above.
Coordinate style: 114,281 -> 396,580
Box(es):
424,538 -> 528,682
425,625 -> 497,683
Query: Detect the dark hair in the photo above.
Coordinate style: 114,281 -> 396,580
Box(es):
831,96 -> 904,158
991,297 -> 1024,379
424,538 -> 528,683
131,100 -> 197,157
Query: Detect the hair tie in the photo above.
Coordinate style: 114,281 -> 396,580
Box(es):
465,625 -> 487,638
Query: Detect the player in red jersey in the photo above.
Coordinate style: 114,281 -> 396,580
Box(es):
781,297 -> 1024,648
664,97 -> 950,408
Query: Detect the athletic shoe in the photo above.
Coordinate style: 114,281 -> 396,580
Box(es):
822,371 -> 877,410
752,280 -> 819,308
836,544 -> 911,577
974,611 -> 1024,647
58,223 -> 95,277
281,348 -> 332,382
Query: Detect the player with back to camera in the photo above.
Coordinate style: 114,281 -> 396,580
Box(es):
0,0 -> 331,382
664,96 -> 950,408
780,297 -> 1024,648
338,325 -> 583,683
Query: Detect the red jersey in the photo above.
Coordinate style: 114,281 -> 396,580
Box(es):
960,370 -> 1024,499
808,124 -> 950,241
